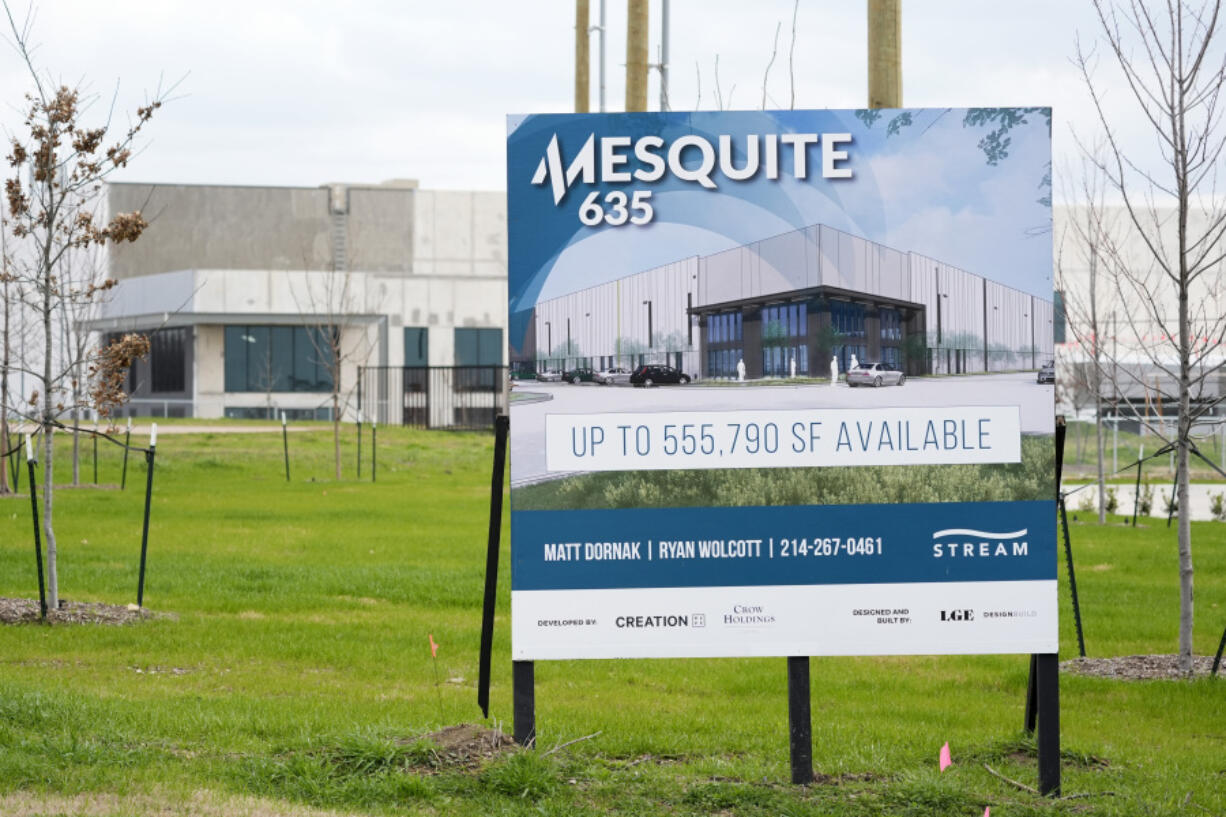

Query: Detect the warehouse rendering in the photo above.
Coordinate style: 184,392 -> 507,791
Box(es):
528,223 -> 1054,380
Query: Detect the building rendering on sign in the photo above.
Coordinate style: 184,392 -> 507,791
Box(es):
88,180 -> 507,422
529,223 -> 1054,380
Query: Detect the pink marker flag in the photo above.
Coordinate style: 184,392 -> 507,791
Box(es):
983,807 -> 990,817
939,741 -> 952,771
429,634 -> 439,658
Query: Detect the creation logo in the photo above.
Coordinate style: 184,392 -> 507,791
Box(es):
530,131 -> 853,227
614,614 -> 690,629
931,527 -> 1030,559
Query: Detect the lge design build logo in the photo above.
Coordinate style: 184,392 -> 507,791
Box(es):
939,609 -> 975,622
530,131 -> 853,227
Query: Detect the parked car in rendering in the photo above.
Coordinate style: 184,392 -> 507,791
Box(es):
1037,360 -> 1055,384
535,369 -> 562,382
846,362 -> 905,387
563,367 -> 597,384
630,364 -> 691,387
594,366 -> 632,385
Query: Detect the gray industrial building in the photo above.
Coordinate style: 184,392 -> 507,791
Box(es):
531,223 -> 1054,380
88,180 -> 507,423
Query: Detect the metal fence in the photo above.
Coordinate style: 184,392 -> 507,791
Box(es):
357,366 -> 507,430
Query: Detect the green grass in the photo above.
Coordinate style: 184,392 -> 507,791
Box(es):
0,425 -> 1224,815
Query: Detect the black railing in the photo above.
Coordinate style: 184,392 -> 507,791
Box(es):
357,366 -> 507,430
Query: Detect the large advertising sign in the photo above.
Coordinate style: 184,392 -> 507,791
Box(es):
507,108 -> 1056,660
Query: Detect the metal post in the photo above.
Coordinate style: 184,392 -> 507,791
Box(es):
1132,441 -> 1142,525
371,420 -> 377,483
1023,653 -> 1038,732
281,412 -> 290,483
1036,653 -> 1061,796
92,422 -> 98,485
1112,417 -> 1118,474
513,660 -> 536,747
1211,622 -> 1226,677
478,414 -> 509,719
137,424 -> 158,609
1059,494 -> 1086,657
121,418 -> 131,490
25,437 -> 46,621
787,656 -> 814,784
1166,469 -> 1177,528
357,415 -> 363,479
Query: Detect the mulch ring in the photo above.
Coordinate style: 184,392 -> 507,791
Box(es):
1061,654 -> 1219,680
404,724 -> 518,772
0,597 -> 173,626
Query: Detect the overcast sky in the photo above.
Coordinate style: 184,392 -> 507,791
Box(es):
0,1 -> 1179,195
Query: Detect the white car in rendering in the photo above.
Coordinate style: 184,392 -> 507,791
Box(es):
846,362 -> 905,387
594,366 -> 632,385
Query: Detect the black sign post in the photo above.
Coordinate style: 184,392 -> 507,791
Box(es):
121,418 -> 132,490
477,414 -> 509,719
137,425 -> 158,608
787,656 -> 814,783
25,436 -> 47,621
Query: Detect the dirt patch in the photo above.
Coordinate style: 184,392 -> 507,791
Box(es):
0,596 -> 174,626
407,723 -> 518,770
1062,654 -> 1218,680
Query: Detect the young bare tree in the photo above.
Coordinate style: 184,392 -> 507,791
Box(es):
1077,0 -> 1226,673
3,5 -> 167,607
1057,150 -> 1123,523
291,259 -> 375,481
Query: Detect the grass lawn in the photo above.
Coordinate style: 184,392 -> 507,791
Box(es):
0,424 -> 1224,816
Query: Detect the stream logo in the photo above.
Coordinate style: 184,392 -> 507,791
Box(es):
931,527 -> 1030,559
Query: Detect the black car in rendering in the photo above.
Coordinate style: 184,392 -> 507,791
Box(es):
1037,360 -> 1055,384
629,365 -> 691,387
563,367 -> 597,384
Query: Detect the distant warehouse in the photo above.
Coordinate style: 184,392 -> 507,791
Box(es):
528,223 -> 1054,380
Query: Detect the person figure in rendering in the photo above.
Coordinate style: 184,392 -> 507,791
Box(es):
736,357 -> 746,382
790,356 -> 796,378
829,354 -> 838,386
850,352 -> 859,372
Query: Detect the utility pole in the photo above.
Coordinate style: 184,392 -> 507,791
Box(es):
659,0 -> 670,111
575,0 -> 591,113
596,0 -> 607,111
626,0 -> 649,112
867,0 -> 902,108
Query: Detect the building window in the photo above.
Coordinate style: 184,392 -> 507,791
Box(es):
454,328 -> 502,366
224,325 -> 334,393
150,327 -> 187,393
831,301 -> 865,338
879,308 -> 902,342
404,327 -> 428,367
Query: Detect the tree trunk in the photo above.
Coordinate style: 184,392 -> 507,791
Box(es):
42,265 -> 58,609
71,406 -> 80,486
0,281 -> 10,496
333,391 -> 341,481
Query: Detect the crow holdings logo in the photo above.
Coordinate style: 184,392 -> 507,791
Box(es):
931,527 -> 1030,559
530,131 -> 853,227
939,609 -> 975,622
